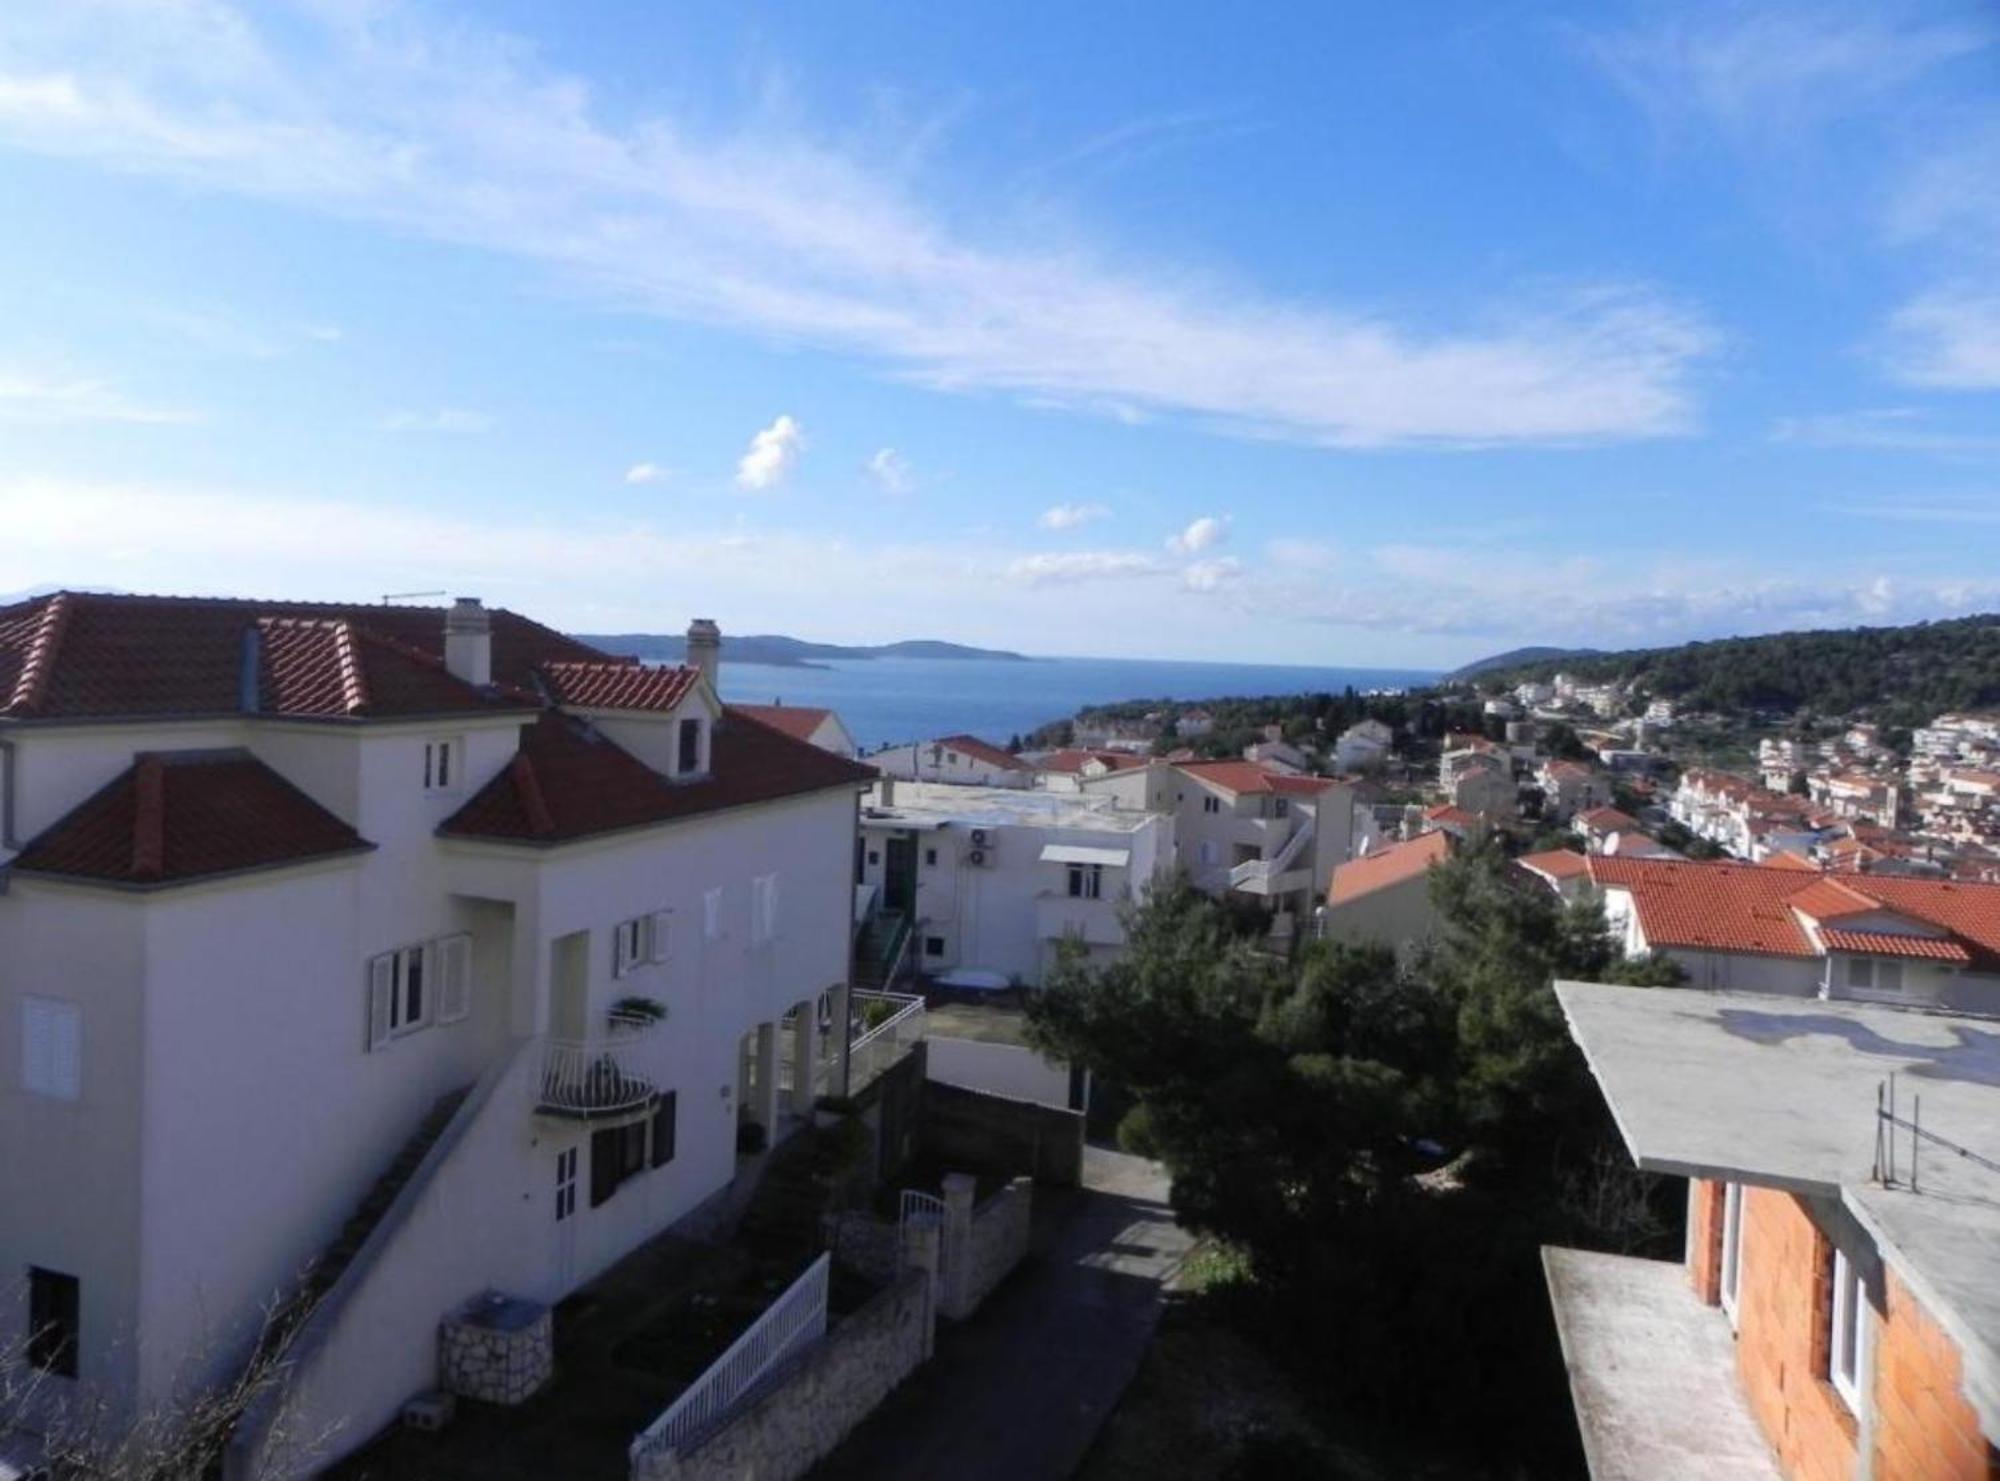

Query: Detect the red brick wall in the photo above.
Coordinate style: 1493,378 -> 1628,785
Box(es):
1873,1267 -> 2000,1481
1688,1178 -> 1724,1304
1733,1187 -> 1858,1481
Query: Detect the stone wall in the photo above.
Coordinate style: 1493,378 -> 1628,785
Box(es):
921,1080 -> 1084,1187
437,1299 -> 553,1406
953,1177 -> 1032,1319
631,1266 -> 933,1481
822,1208 -> 901,1286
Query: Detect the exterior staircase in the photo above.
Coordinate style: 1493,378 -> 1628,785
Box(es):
853,908 -> 913,991
733,1128 -> 832,1273
308,1086 -> 471,1304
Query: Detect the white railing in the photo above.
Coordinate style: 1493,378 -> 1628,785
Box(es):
629,1252 -> 830,1464
537,1022 -> 658,1117
1228,821 -> 1315,892
847,990 -> 925,1096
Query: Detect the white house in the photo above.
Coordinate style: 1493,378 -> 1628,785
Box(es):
730,702 -> 859,759
853,780 -> 1172,985
0,594 -> 875,1476
868,734 -> 1034,789
1333,718 -> 1393,773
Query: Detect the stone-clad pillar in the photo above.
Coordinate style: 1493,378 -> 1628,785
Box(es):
790,1000 -> 817,1115
902,1220 -> 942,1360
941,1172 -> 977,1319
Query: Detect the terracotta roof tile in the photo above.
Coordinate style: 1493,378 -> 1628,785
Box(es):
934,734 -> 1032,771
540,660 -> 702,713
731,704 -> 834,743
1177,760 -> 1336,796
1817,929 -> 1972,964
1034,748 -> 1150,775
441,706 -> 874,845
11,749 -> 371,886
1519,848 -> 1591,880
1329,830 -> 1452,905
1579,806 -> 1641,833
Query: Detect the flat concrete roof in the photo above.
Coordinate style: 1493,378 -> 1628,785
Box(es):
1543,1248 -> 1779,1481
860,780 -> 1153,835
1555,981 -> 2000,1434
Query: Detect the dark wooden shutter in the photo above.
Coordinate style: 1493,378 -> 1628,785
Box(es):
650,1092 -> 677,1169
589,1127 -> 619,1207
28,1267 -> 79,1378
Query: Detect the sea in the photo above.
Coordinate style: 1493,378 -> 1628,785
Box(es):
716,655 -> 1440,753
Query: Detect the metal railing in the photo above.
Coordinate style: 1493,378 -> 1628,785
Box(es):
848,990 -> 925,1096
629,1253 -> 830,1464
537,1022 -> 658,1117
1228,821 -> 1316,892
1873,1073 -> 2000,1195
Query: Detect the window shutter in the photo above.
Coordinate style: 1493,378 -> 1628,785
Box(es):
612,925 -> 630,980
762,875 -> 779,943
647,910 -> 672,964
703,888 -> 723,941
50,1006 -> 80,1100
650,1092 -> 678,1169
589,1127 -> 619,1207
366,954 -> 395,1051
437,934 -> 472,1024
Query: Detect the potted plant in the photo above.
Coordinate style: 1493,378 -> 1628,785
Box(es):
608,996 -> 667,1035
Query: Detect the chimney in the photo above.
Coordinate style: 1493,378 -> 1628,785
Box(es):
686,618 -> 721,688
444,597 -> 492,687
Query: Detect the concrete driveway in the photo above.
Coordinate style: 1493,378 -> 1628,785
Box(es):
812,1146 -> 1192,1481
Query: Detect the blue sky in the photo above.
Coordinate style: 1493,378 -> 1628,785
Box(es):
0,0 -> 1996,667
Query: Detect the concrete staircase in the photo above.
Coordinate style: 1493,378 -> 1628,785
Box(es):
307,1086 -> 471,1305
853,909 -> 912,991
734,1130 -> 833,1274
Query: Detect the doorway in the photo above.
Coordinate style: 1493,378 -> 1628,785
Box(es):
884,834 -> 918,914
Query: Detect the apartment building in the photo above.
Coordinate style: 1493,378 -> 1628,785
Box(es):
0,594 -> 872,1475
1546,981 -> 1999,1481
868,733 -> 1033,788
1320,830 -> 1452,948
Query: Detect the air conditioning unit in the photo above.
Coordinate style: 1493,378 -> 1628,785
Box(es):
970,827 -> 990,847
968,848 -> 988,867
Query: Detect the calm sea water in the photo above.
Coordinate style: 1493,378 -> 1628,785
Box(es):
717,655 -> 1439,753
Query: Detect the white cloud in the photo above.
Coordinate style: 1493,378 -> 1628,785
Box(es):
624,462 -> 669,485
1182,557 -> 1242,593
1883,288 -> 2000,390
1772,406 -> 2000,455
0,5 -> 1717,447
866,447 -> 913,494
381,407 -> 491,433
737,414 -> 804,490
1167,515 -> 1229,554
1265,537 -> 1339,571
1003,550 -> 1164,585
1037,502 -> 1110,530
0,368 -> 196,425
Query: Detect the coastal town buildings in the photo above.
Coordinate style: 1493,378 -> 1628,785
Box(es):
1320,830 -> 1453,948
730,702 -> 859,758
0,594 -> 874,1474
1333,718 -> 1394,772
869,733 -> 1034,788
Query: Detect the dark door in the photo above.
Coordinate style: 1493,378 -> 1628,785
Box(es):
884,835 -> 917,913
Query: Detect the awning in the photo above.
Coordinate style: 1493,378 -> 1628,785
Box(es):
1038,844 -> 1131,867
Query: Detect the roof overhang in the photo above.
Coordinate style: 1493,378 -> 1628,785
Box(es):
1038,844 -> 1131,867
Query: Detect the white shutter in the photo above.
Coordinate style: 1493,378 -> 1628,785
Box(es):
23,997 -> 81,1100
366,953 -> 395,1051
703,888 -> 723,941
437,934 -> 472,1024
612,924 -> 631,979
754,874 -> 779,945
647,910 -> 672,964
51,1005 -> 80,1099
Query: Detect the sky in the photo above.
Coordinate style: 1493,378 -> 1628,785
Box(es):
0,1 -> 1996,668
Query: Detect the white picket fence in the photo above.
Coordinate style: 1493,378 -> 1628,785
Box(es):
628,1252 -> 831,1464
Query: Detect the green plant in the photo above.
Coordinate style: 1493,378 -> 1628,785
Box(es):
610,995 -> 667,1025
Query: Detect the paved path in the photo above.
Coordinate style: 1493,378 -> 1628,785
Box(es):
812,1146 -> 1192,1481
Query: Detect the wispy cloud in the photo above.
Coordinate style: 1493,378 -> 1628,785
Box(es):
381,407 -> 491,434
1167,515 -> 1229,554
737,415 -> 804,490
624,461 -> 670,485
1004,550 -> 1164,585
1883,288 -> 2000,391
1772,406 -> 2000,455
1182,557 -> 1241,593
1037,502 -> 1110,530
1827,497 -> 2000,526
0,367 -> 196,425
866,447 -> 913,494
0,4 -> 1715,448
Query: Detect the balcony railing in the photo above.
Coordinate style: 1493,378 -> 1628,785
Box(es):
847,989 -> 925,1097
537,1020 -> 659,1118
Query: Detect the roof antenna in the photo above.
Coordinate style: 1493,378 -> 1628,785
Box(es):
381,590 -> 447,604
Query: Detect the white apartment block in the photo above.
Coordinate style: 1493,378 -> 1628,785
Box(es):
854,780 -> 1173,986
1333,718 -> 1393,772
867,733 -> 1034,788
0,594 -> 873,1476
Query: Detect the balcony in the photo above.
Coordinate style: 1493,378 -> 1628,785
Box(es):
847,990 -> 924,1097
1227,822 -> 1315,897
536,1018 -> 659,1119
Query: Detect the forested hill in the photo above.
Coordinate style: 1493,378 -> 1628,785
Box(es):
1469,614 -> 2000,725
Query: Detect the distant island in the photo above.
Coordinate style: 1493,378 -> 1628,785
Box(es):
575,632 -> 1033,670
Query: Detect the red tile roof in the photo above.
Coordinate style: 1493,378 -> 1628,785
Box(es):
1764,849 -> 1822,872
1329,830 -> 1451,905
0,591 -> 596,721
731,704 -> 835,743
11,750 -> 371,887
441,707 -> 875,845
1519,848 -> 1590,881
1817,929 -> 1973,964
1177,760 -> 1337,796
540,660 -> 702,713
1578,806 -> 1641,833
1035,748 -> 1150,775
1590,855 -> 2000,969
1423,803 -> 1478,826
934,734 -> 1032,771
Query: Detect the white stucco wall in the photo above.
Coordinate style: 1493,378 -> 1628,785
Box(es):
925,1036 -> 1074,1109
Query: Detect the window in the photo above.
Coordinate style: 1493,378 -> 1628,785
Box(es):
1274,797 -> 1289,818
677,718 -> 703,774
1719,1182 -> 1746,1324
1828,1247 -> 1867,1410
612,913 -> 670,977
366,934 -> 470,1051
925,936 -> 946,957
924,848 -> 938,868
650,1092 -> 678,1169
21,996 -> 81,1101
1202,796 -> 1221,814
1198,841 -> 1219,866
554,1148 -> 577,1222
1845,957 -> 1904,995
867,850 -> 880,866
1067,863 -> 1103,900
422,738 -> 461,793
590,1119 -> 649,1207
751,874 -> 780,947
28,1267 -> 79,1378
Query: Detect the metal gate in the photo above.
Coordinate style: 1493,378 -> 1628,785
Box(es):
898,1189 -> 948,1285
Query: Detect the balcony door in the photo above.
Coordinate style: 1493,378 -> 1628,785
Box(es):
883,835 -> 918,914
549,931 -> 589,1042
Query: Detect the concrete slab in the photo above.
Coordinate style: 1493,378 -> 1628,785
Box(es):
1543,1247 -> 1779,1481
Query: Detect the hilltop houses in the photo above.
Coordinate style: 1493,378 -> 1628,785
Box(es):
0,594 -> 876,1474
1333,718 -> 1393,772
